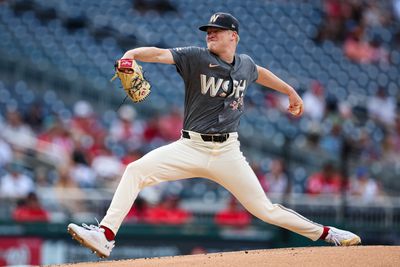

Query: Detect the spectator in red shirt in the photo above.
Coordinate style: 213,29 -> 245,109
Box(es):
143,115 -> 163,142
70,101 -> 106,160
125,197 -> 149,223
214,197 -> 251,228
144,195 -> 192,225
306,162 -> 343,195
36,119 -> 74,164
12,192 -> 49,222
157,107 -> 184,141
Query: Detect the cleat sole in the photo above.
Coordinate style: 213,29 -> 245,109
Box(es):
342,236 -> 362,246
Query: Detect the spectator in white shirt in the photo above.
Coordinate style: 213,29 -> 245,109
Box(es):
350,167 -> 382,203
0,163 -> 34,198
0,137 -> 13,168
303,81 -> 326,122
2,108 -> 36,150
367,87 -> 396,126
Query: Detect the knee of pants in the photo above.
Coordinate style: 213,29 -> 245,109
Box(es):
125,161 -> 139,176
124,161 -> 157,189
124,161 -> 147,187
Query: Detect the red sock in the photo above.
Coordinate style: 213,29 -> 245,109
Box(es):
319,226 -> 330,240
100,225 -> 115,241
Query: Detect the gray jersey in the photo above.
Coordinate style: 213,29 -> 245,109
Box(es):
170,46 -> 258,134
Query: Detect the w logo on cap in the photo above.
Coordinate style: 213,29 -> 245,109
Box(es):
210,14 -> 220,23
199,13 -> 240,34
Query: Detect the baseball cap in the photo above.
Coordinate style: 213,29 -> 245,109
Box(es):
199,12 -> 239,34
356,167 -> 368,178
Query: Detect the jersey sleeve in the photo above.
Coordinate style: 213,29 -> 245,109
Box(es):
247,56 -> 259,83
169,46 -> 201,79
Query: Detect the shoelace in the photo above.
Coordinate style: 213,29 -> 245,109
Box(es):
326,230 -> 341,246
81,218 -> 104,233
81,219 -> 115,248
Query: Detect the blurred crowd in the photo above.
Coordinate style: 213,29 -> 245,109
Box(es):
316,0 -> 400,64
0,99 -> 184,186
0,0 -> 399,226
0,88 -> 392,225
262,75 -> 400,167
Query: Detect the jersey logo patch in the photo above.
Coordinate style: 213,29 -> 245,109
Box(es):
230,96 -> 244,110
200,74 -> 246,99
209,63 -> 219,68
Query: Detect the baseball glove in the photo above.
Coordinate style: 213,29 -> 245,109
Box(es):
111,59 -> 151,103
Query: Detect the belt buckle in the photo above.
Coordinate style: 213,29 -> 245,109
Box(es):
200,133 -> 229,142
213,134 -> 228,142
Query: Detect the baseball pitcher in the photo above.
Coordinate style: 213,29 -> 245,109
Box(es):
68,12 -> 361,258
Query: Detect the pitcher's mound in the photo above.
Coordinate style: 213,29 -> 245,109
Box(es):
61,246 -> 399,267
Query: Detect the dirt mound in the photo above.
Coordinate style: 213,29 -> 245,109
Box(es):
57,246 -> 399,267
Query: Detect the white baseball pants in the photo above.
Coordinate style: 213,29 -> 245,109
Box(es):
101,131 -> 323,241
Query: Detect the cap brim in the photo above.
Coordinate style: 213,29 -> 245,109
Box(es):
199,24 -> 231,31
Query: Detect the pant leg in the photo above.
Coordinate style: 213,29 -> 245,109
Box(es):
208,139 -> 323,241
101,139 -> 208,234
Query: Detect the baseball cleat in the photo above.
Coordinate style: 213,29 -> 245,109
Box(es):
67,223 -> 115,258
324,226 -> 361,246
